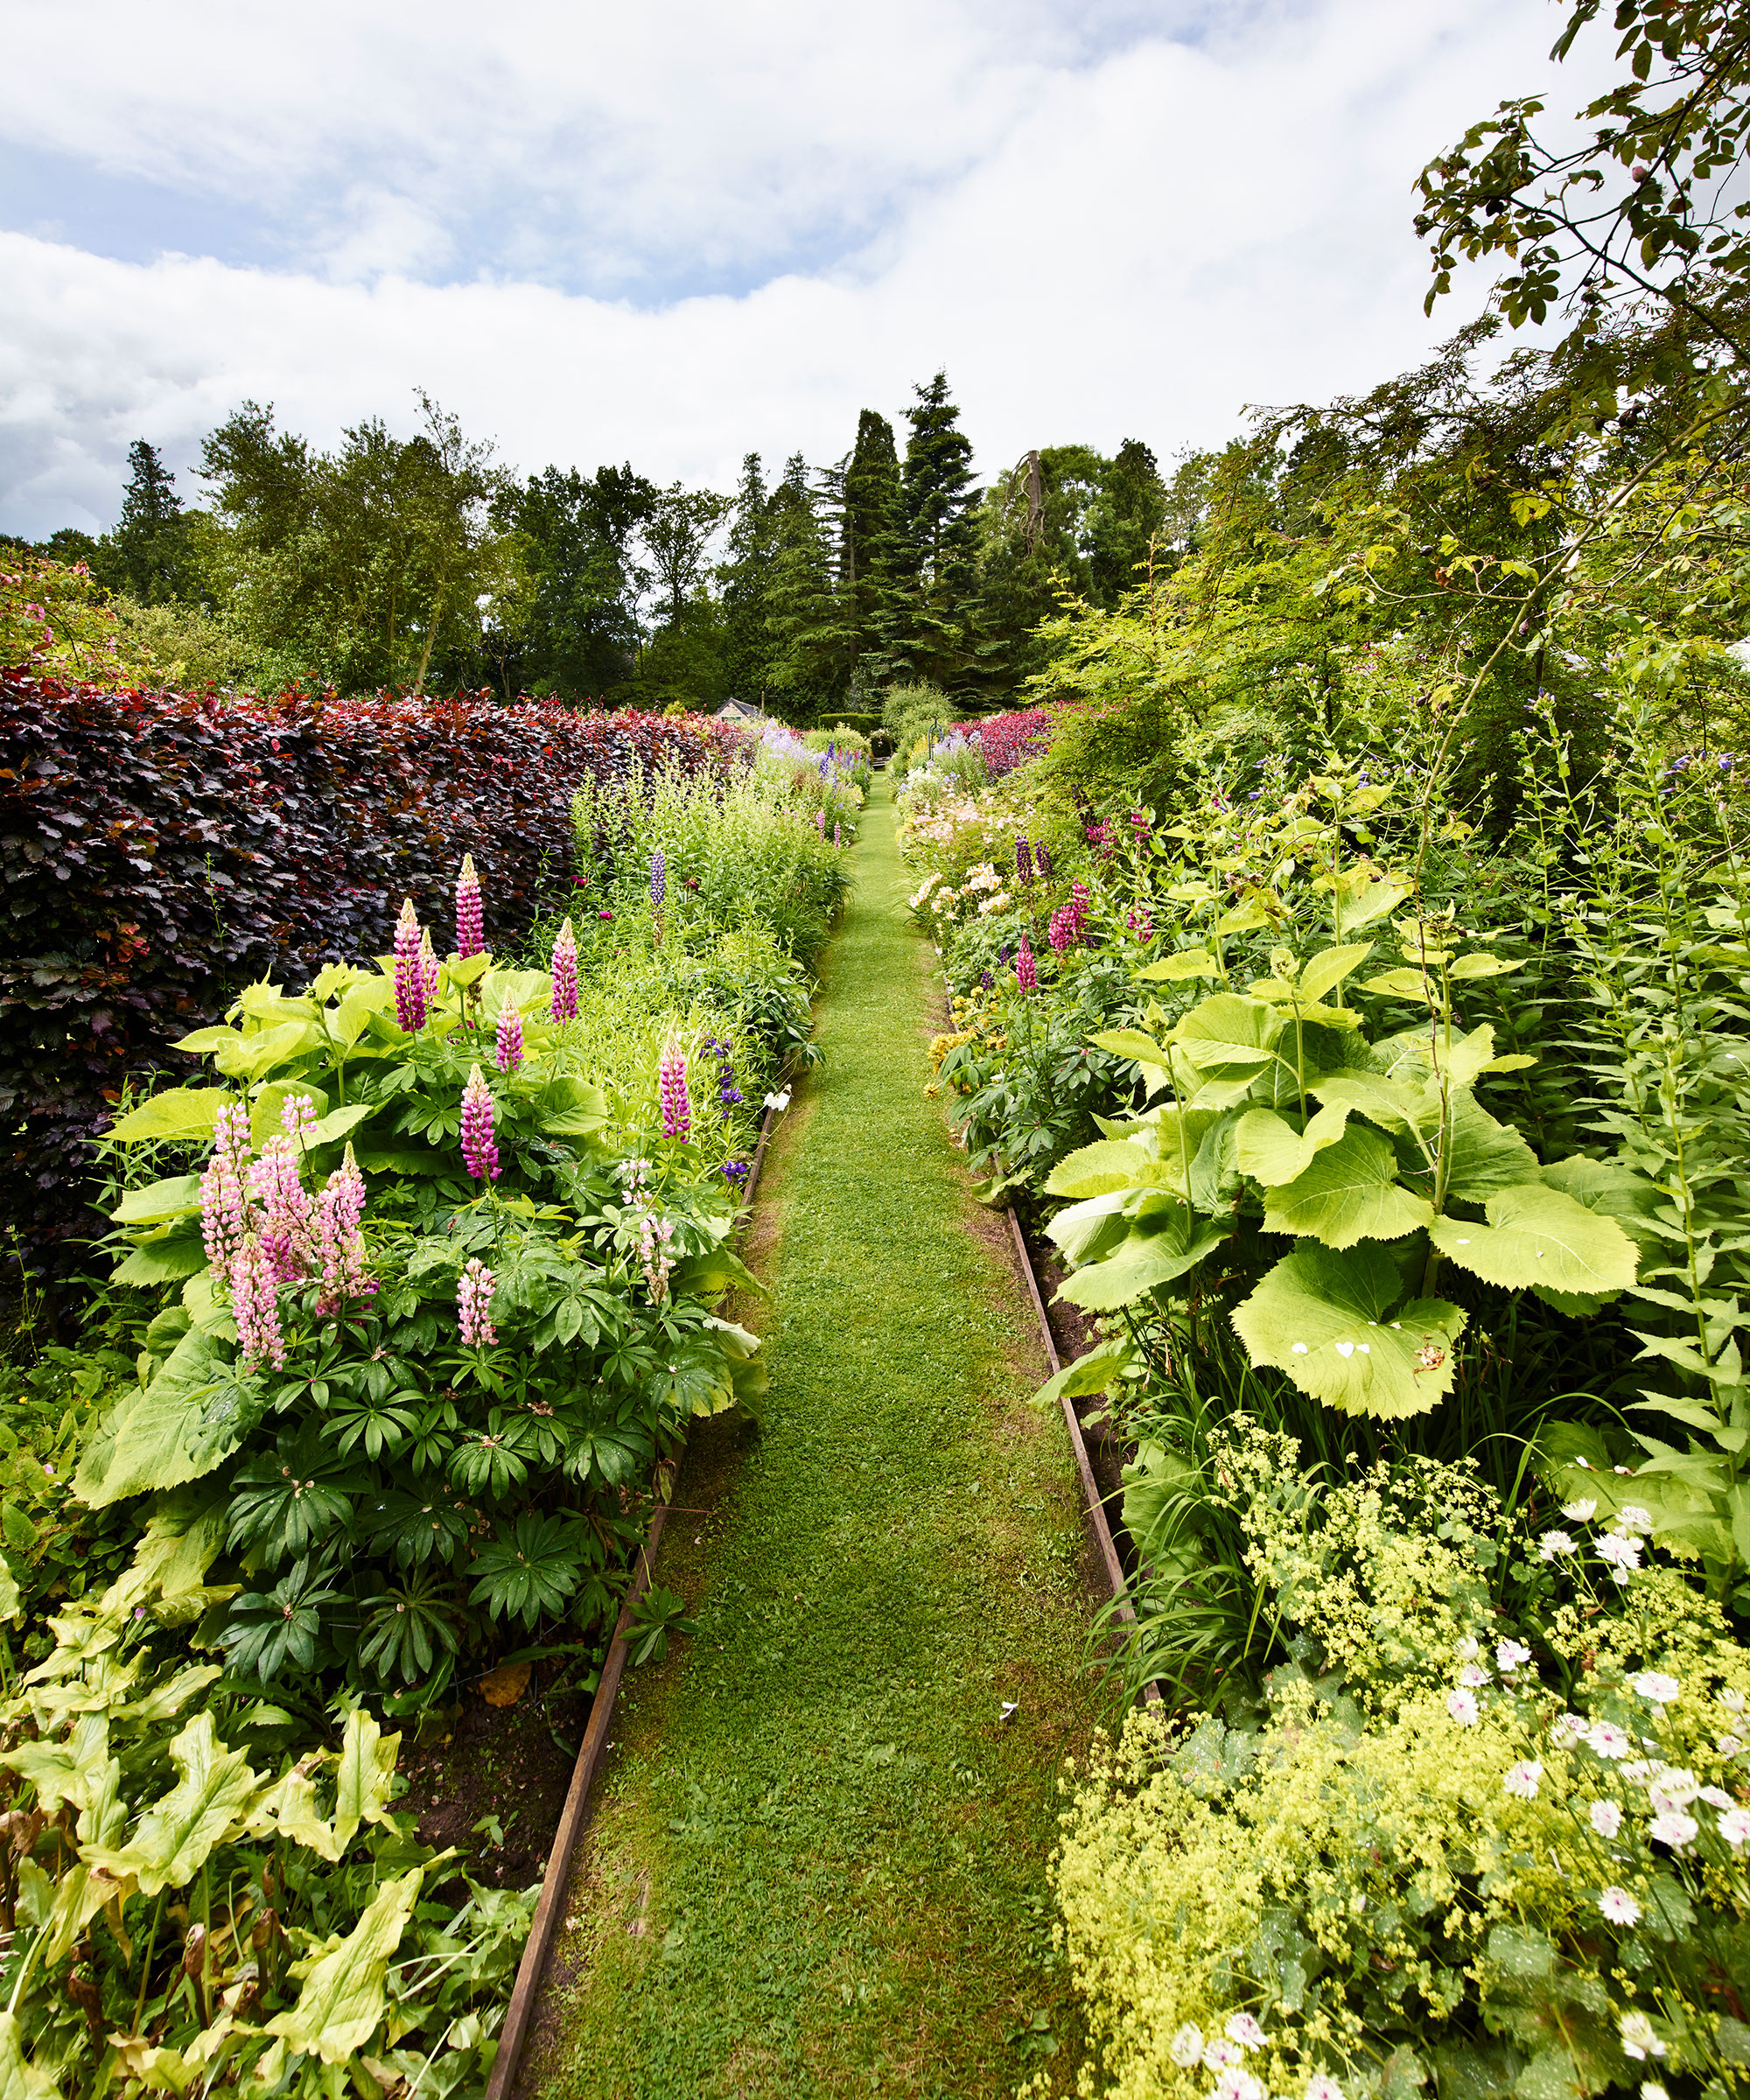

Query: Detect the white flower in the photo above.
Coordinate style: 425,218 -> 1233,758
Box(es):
1608,1563 -> 1633,1587
1502,1760 -> 1543,1800
1590,1799 -> 1623,1838
1496,1639 -> 1532,1675
1204,2040 -> 1243,2072
1719,1807 -> 1750,1847
1642,2084 -> 1671,2100
1554,1712 -> 1589,1740
1617,1504 -> 1655,1534
1718,1735 -> 1743,1757
1213,2071 -> 1265,2100
1574,1456 -> 1593,1469
1719,1687 -> 1746,1713
1619,2011 -> 1666,2061
1169,2024 -> 1204,2068
1225,2014 -> 1268,2051
1698,1786 -> 1734,1810
1537,1530 -> 1576,1560
1645,1768 -> 1698,1813
1305,2080 -> 1345,2100
1648,1810 -> 1698,1849
1454,1635 -> 1480,1662
1599,1886 -> 1642,1926
762,1090 -> 792,1111
1586,1722 -> 1631,1759
1458,1663 -> 1491,1689
1597,1532 -> 1642,1569
1631,1670 -> 1681,1704
1562,1496 -> 1599,1521
1447,1689 -> 1479,1726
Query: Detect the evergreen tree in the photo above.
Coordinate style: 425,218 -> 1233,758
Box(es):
718,452 -> 780,707
764,453 -> 857,721
840,410 -> 905,655
1087,438 -> 1170,602
877,371 -> 980,694
101,440 -> 194,604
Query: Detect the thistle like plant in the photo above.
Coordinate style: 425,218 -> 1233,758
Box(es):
1016,934 -> 1038,992
458,1256 -> 497,1346
494,1001 -> 524,1074
393,898 -> 427,1032
460,1063 -> 500,1181
659,1041 -> 691,1140
456,853 -> 484,959
550,919 -> 579,1023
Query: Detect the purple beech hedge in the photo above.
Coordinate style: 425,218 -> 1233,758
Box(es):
0,670 -> 739,1281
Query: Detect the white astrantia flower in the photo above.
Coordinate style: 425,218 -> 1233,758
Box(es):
1203,2039 -> 1243,2072
1598,1532 -> 1642,1569
1718,1735 -> 1743,1757
1495,1639 -> 1532,1675
1646,1768 -> 1699,1813
1631,1670 -> 1681,1704
1718,1687 -> 1746,1712
1213,2070 -> 1265,2100
1502,1760 -> 1542,1800
1698,1785 -> 1734,1810
1587,1721 -> 1631,1758
1225,2014 -> 1267,2051
1305,2079 -> 1344,2100
1617,1504 -> 1654,1533
1537,1530 -> 1576,1560
1599,1886 -> 1642,1926
1168,2024 -> 1204,2069
1642,2084 -> 1671,2100
1649,1810 -> 1698,1849
1720,1807 -> 1750,1847
1620,2011 -> 1666,2061
1590,1799 -> 1623,1838
1554,1712 -> 1589,1740
1454,1635 -> 1480,1662
1562,1496 -> 1599,1521
1458,1663 -> 1491,1689
1447,1689 -> 1479,1726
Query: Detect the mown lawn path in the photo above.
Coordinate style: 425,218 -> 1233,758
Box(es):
526,778 -> 1104,2100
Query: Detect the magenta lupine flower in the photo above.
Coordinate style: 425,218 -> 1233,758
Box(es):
494,1001 -> 525,1074
1125,906 -> 1154,942
550,918 -> 579,1023
419,928 -> 439,1005
458,1256 -> 498,1346
460,1063 -> 500,1181
393,899 -> 427,1032
1015,837 -> 1034,883
314,1144 -> 369,1313
249,1132 -> 313,1285
1070,878 -> 1092,931
834,821 -> 842,850
816,808 -> 825,837
659,1041 -> 691,1140
456,853 -> 484,959
1048,905 -> 1076,953
1016,934 -> 1037,992
200,1101 -> 253,1273
231,1234 -> 285,1370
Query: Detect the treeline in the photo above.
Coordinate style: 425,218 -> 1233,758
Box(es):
10,375 -> 1193,720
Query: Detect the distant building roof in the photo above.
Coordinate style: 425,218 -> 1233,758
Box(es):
714,697 -> 766,722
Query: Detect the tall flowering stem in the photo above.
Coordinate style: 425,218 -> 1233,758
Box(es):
659,1041 -> 691,1140
419,928 -> 440,1006
200,1101 -> 253,1274
650,847 -> 666,911
1015,836 -> 1034,884
458,1257 -> 498,1346
393,898 -> 427,1032
1048,905 -> 1076,953
1034,840 -> 1054,881
460,1063 -> 500,1182
494,1002 -> 525,1074
250,1099 -> 316,1286
456,853 -> 484,959
550,919 -> 579,1024
314,1144 -> 371,1313
231,1235 -> 285,1371
1016,934 -> 1037,992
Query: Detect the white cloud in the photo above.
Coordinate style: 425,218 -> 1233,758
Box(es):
0,0 -> 1616,536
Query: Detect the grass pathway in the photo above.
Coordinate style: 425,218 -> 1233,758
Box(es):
528,778 -> 1104,2100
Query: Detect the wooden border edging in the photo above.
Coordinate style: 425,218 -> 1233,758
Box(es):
1004,1205 -> 1162,1712
487,1095 -> 785,2099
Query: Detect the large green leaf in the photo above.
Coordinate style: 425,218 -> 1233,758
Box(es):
1137,949 -> 1219,983
1044,1139 -> 1153,1200
106,1088 -> 232,1145
74,1329 -> 251,1507
1057,1204 -> 1227,1310
2,1713 -> 109,1814
332,1710 -> 400,1853
266,1866 -> 423,2064
536,1074 -> 611,1137
1309,1068 -> 1436,1139
1235,1103 -> 1353,1187
82,1712 -> 260,1897
1441,1095 -> 1541,1201
1168,993 -> 1284,1076
1298,942 -> 1376,1003
198,1020 -> 317,1082
1045,1191 -> 1135,1268
0,2012 -> 57,2098
111,1226 -> 207,1286
1231,1243 -> 1466,1419
1430,1184 -> 1637,1297
1029,1338 -> 1136,1410
1263,1126 -> 1434,1249
110,1174 -> 203,1226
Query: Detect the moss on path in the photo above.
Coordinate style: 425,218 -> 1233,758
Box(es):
527,780 -> 1104,2100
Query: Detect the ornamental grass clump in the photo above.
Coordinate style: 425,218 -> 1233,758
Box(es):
1048,1441 -> 1750,2100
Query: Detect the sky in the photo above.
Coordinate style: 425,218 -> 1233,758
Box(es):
0,0 -> 1610,540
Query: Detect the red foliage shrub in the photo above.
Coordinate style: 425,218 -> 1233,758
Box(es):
972,708 -> 1054,778
0,672 -> 736,1280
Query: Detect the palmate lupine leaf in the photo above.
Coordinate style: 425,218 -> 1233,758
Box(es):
226,1444 -> 362,1567
364,1490 -> 472,1568
469,1513 -> 588,1629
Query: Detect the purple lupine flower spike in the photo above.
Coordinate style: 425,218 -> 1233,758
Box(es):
651,847 -> 666,912
456,853 -> 484,959
659,1041 -> 691,1140
494,1001 -> 524,1074
393,899 -> 427,1032
550,918 -> 579,1023
460,1063 -> 500,1181
1016,836 -> 1034,884
1034,840 -> 1053,880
